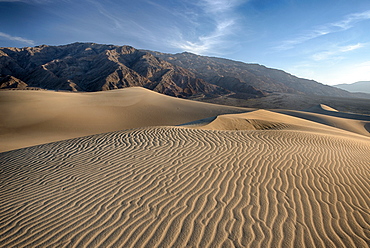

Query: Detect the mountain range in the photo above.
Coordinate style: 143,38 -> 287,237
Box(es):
334,81 -> 370,94
0,42 -> 361,99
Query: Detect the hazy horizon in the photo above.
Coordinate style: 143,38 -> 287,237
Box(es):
1,0 -> 370,85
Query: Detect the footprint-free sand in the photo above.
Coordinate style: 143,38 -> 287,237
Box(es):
1,87 -> 369,247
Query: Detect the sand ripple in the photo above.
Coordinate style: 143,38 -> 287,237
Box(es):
0,126 -> 369,247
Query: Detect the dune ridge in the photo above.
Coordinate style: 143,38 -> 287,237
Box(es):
306,104 -> 339,112
1,121 -> 369,247
188,109 -> 370,138
0,87 -> 248,152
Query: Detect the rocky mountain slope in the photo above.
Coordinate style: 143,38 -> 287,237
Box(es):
0,42 -> 355,98
149,51 -> 351,97
0,43 -> 226,97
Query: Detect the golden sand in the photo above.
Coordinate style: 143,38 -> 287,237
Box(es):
1,87 -> 369,247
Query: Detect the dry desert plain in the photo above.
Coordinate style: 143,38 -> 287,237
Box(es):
0,87 -> 369,247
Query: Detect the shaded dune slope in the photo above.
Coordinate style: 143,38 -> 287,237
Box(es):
1,117 -> 369,247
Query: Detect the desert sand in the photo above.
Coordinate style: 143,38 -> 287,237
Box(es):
0,88 -> 247,152
0,87 -> 369,247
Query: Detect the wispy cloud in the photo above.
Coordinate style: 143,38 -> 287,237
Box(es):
200,0 -> 244,13
72,0 -> 246,54
172,19 -> 236,55
312,43 -> 366,61
84,0 -> 160,45
332,10 -> 370,29
0,31 -> 34,45
276,9 -> 370,50
171,0 -> 247,54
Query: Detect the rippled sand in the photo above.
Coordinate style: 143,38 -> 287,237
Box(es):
1,88 -> 369,247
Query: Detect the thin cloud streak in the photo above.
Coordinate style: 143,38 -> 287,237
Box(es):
312,43 -> 366,61
172,0 -> 247,54
332,10 -> 370,29
276,9 -> 370,50
201,0 -> 244,13
0,31 -> 34,45
86,0 -> 160,45
173,19 -> 235,54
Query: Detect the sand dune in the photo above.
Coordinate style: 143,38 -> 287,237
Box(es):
0,87 -> 247,152
275,106 -> 370,137
184,108 -> 370,139
306,104 -> 339,113
1,93 -> 369,247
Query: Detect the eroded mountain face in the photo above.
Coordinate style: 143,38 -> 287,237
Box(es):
0,43 -> 227,97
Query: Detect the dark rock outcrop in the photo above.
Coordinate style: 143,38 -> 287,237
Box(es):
0,75 -> 28,89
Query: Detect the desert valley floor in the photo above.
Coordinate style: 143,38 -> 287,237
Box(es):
0,87 -> 369,247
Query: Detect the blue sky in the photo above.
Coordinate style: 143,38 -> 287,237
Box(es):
1,0 -> 370,85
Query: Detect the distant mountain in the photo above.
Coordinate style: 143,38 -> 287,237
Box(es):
334,81 -> 370,94
148,51 -> 351,97
0,42 -> 355,99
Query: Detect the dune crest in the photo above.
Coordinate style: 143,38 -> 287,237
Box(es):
193,110 -> 369,138
306,104 -> 339,112
184,110 -> 288,131
0,87 -> 247,152
200,116 -> 287,131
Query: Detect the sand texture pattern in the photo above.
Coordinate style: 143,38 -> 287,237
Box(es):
1,106 -> 370,247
